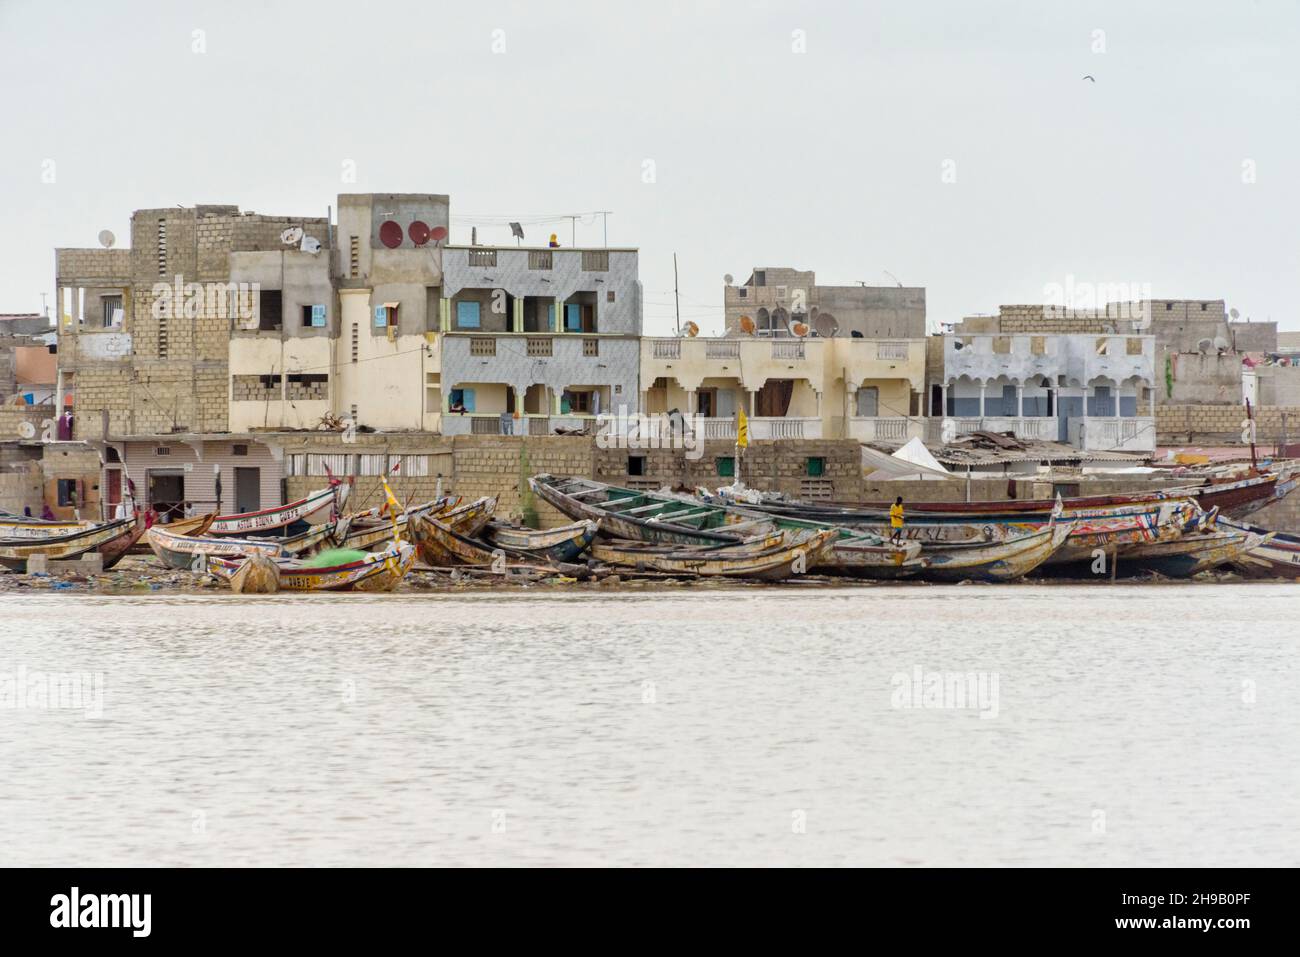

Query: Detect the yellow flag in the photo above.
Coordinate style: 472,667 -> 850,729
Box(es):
737,407 -> 749,449
381,476 -> 404,542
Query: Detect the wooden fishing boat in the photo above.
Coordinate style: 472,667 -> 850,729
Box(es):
0,516 -> 97,539
408,496 -> 497,565
0,514 -> 147,572
531,475 -> 749,545
754,471 -> 1283,523
207,540 -> 417,592
1217,518 -> 1300,579
481,519 -> 599,563
590,528 -> 838,580
817,534 -> 930,578
206,483 -> 349,536
1121,524 -> 1268,578
411,515 -> 505,567
331,500 -> 449,553
126,512 -> 216,554
146,521 -> 339,570
912,522 -> 1075,583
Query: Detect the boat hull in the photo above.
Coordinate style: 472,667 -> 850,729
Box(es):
208,541 -> 416,592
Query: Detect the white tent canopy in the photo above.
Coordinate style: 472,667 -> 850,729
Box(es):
863,438 -> 952,481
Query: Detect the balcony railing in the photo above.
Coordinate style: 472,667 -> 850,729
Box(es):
1071,417 -> 1156,453
467,250 -> 497,268
526,337 -> 552,357
848,416 -> 921,443
653,340 -> 682,359
771,341 -> 805,360
926,416 -> 1058,443
705,341 -> 740,359
875,341 -> 910,360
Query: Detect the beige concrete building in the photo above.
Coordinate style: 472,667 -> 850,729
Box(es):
723,268 -> 926,338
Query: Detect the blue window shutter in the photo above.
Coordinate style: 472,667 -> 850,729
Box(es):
457,301 -> 480,328
565,304 -> 581,331
374,305 -> 387,327
462,388 -> 476,412
548,303 -> 556,330
311,305 -> 326,327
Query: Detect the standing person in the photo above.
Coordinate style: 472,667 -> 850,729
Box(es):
889,496 -> 905,545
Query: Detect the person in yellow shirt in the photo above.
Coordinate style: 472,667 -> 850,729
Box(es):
889,496 -> 905,545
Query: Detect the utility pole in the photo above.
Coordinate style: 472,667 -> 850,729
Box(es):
596,211 -> 612,247
673,253 -> 681,336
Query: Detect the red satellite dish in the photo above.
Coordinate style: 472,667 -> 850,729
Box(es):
378,220 -> 403,249
429,225 -> 448,242
408,221 -> 430,246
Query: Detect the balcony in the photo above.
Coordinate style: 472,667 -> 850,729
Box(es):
771,340 -> 805,360
1070,417 -> 1156,453
926,416 -> 1059,443
847,417 -> 924,444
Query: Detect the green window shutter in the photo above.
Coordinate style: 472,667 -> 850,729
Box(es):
716,456 -> 735,478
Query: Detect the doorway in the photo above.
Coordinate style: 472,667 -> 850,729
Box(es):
147,470 -> 185,522
235,467 -> 261,515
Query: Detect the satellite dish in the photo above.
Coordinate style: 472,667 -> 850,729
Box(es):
1213,336 -> 1230,353
1230,308 -> 1240,321
378,221 -> 403,249
429,225 -> 448,242
280,226 -> 305,246
813,313 -> 839,338
97,229 -> 115,249
1196,337 -> 1214,353
738,315 -> 756,335
724,273 -> 734,285
408,221 -> 431,246
509,222 -> 525,241
684,321 -> 700,338
791,321 -> 810,338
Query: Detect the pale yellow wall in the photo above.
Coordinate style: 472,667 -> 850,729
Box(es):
228,335 -> 333,431
335,289 -> 441,431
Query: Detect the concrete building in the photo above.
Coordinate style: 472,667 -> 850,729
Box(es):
56,205 -> 332,440
438,244 -> 642,436
639,334 -> 927,443
723,268 -> 926,338
937,329 -> 1158,454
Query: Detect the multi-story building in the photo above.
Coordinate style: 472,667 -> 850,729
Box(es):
639,334 -> 927,443
438,244 -> 642,435
723,268 -> 926,338
937,319 -> 1158,453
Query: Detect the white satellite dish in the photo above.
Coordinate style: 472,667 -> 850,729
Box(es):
300,235 -> 321,254
724,273 -> 734,285
97,229 -> 115,248
1213,335 -> 1229,353
280,226 -> 305,246
1196,337 -> 1214,354
1229,308 -> 1240,321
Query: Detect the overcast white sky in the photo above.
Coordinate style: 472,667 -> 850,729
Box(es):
1,0 -> 1296,333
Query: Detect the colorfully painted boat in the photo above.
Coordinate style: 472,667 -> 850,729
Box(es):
1121,524 -> 1269,577
0,516 -> 97,539
206,484 -> 349,536
589,528 -> 838,580
331,500 -> 449,553
408,497 -> 498,566
913,522 -> 1075,583
481,519 -> 599,563
146,521 -> 338,570
0,514 -> 147,572
1217,518 -> 1300,578
207,540 -> 417,592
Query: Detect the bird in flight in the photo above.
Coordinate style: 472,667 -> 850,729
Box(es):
1082,75 -> 1096,82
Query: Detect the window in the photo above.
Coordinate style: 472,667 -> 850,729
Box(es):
583,338 -> 599,357
993,336 -> 1011,354
806,457 -> 825,477
287,374 -> 328,399
855,386 -> 879,417
526,337 -> 552,357
564,390 -> 593,414
258,290 -> 282,330
398,455 -> 430,477
457,301 -> 481,329
716,456 -> 735,478
565,304 -> 582,332
351,322 -> 358,362
374,302 -> 398,327
1030,336 -> 1046,355
606,290 -> 616,303
302,304 -> 326,327
425,373 -> 441,414
467,249 -> 497,268
102,295 -> 123,327
1126,337 -> 1143,355
737,288 -> 748,299
358,454 -> 388,475
349,236 -> 360,278
449,388 -> 476,412
153,446 -> 171,456
528,250 -> 553,270
628,455 -> 647,476
470,337 -> 496,356
581,250 -> 609,271
306,453 -> 350,477
1165,302 -> 1173,311
1095,337 -> 1109,356
57,479 -> 78,507
232,444 -> 248,457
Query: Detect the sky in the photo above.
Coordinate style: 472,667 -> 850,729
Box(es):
1,0 -> 1297,334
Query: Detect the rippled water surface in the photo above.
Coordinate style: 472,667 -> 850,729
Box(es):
1,585 -> 1297,866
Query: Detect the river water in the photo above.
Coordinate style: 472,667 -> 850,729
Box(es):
1,584 -> 1296,867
